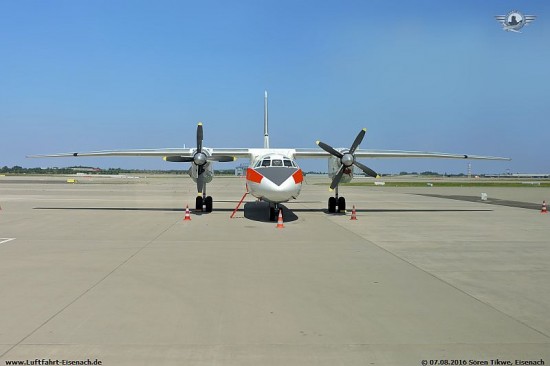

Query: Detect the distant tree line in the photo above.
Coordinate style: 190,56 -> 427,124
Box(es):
399,171 -> 441,176
398,171 -> 467,177
0,166 -> 237,175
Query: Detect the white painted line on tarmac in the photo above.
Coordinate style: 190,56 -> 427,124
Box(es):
0,238 -> 16,245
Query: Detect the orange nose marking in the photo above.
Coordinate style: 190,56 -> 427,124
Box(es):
246,168 -> 263,184
292,169 -> 303,184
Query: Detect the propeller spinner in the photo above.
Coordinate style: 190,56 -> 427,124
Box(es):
316,128 -> 379,190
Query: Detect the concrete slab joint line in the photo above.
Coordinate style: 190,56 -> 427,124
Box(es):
328,215 -> 550,341
0,219 -> 179,359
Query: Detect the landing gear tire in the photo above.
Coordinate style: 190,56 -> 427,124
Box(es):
195,196 -> 203,211
205,196 -> 213,212
337,197 -> 346,213
328,197 -> 336,213
269,207 -> 276,221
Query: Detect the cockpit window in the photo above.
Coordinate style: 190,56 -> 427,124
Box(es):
259,157 -> 295,168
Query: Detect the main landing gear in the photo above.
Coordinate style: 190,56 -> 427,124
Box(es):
328,186 -> 346,213
195,182 -> 213,213
195,195 -> 213,212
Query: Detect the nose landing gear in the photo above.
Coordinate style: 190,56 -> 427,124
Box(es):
269,203 -> 280,221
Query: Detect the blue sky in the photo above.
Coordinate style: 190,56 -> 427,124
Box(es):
1,0 -> 548,174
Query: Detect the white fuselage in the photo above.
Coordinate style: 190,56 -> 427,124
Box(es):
246,151 -> 303,203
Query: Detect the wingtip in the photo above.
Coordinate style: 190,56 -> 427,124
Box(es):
316,140 -> 320,145
376,175 -> 381,179
163,157 -> 167,161
362,128 -> 367,132
198,122 -> 203,126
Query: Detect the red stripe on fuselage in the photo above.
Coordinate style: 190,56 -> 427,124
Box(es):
246,168 -> 263,184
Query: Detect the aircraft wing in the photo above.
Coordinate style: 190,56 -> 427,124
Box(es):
293,148 -> 511,160
28,147 -> 510,161
27,148 -> 253,159
28,148 -> 192,158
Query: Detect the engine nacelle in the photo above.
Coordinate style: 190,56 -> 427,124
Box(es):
188,163 -> 214,184
328,155 -> 353,184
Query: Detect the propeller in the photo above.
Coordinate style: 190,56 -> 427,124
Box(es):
316,128 -> 379,190
164,122 -> 235,193
193,122 -> 234,193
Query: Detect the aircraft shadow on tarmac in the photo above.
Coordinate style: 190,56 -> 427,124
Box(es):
33,203 -> 300,223
34,204 -> 492,224
34,207 -> 188,212
242,201 -> 298,223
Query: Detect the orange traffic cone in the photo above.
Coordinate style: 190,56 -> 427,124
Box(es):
184,205 -> 192,221
350,205 -> 357,220
276,209 -> 285,228
541,201 -> 548,214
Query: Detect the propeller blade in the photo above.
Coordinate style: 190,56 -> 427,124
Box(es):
349,128 -> 366,154
353,161 -> 379,178
164,156 -> 194,163
316,141 -> 343,158
207,156 -> 235,162
330,166 -> 345,190
197,122 -> 203,152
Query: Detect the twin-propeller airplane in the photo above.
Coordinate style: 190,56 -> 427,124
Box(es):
29,92 -> 510,221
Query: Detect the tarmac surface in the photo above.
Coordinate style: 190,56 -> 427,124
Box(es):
1,175 -> 549,365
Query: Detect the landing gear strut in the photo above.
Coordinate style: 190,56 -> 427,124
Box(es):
328,186 -> 346,213
269,203 -> 280,221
